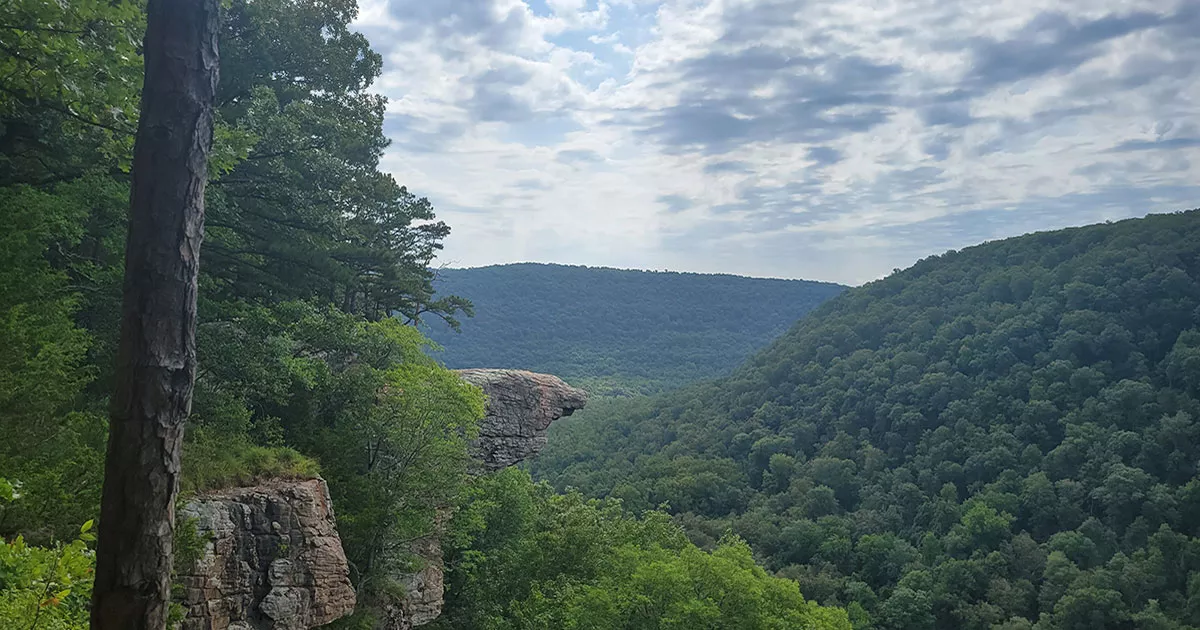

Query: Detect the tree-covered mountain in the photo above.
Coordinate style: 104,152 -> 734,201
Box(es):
423,263 -> 845,394
533,210 -> 1200,630
0,2 -> 850,628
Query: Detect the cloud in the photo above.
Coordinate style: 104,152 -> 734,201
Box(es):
639,50 -> 903,153
703,160 -> 751,174
383,0 -> 537,52
962,11 -> 1166,90
467,65 -> 538,123
657,194 -> 693,213
354,0 -> 1200,286
1108,138 -> 1200,152
556,148 -> 604,164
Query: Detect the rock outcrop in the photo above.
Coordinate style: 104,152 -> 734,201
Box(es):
178,478 -> 356,630
457,369 -> 589,471
376,511 -> 447,630
384,369 -> 588,628
177,370 -> 587,630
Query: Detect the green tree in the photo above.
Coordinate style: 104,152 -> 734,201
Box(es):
435,469 -> 851,630
204,0 -> 465,325
534,211 -> 1200,629
0,0 -> 142,182
0,184 -> 102,540
878,587 -> 934,630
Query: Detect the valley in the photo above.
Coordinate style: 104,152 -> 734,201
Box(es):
532,211 -> 1200,629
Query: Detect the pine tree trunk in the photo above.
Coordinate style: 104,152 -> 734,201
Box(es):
90,1 -> 218,628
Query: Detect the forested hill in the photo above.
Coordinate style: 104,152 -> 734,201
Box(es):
422,263 -> 845,394
533,209 -> 1200,629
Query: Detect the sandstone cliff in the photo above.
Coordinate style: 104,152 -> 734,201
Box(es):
177,478 -> 356,630
387,369 -> 588,628
458,368 -> 589,471
179,369 -> 586,630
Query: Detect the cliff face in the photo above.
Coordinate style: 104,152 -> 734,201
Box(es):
457,369 -> 589,471
375,511 -> 447,630
385,369 -> 588,628
179,370 -> 586,630
178,478 -> 356,630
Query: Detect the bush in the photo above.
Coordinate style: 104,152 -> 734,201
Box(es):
0,513 -> 95,630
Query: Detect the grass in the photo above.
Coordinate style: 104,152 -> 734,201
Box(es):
181,436 -> 320,495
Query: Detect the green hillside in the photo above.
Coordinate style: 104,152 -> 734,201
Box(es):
0,2 -> 852,628
423,263 -> 845,394
533,210 -> 1200,630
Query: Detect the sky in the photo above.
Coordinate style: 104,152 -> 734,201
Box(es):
352,0 -> 1199,286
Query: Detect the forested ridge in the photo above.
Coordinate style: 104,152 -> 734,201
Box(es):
0,1 -> 848,628
424,263 -> 844,394
534,210 -> 1200,630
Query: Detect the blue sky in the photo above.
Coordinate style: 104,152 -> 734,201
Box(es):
353,0 -> 1199,285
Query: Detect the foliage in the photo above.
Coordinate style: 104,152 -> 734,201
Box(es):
534,210 -> 1200,629
423,264 -> 844,395
0,0 -> 143,181
188,299 -> 485,599
204,0 -> 464,325
295,321 -> 487,594
9,0 -> 1199,627
1,0 -> 479,613
181,441 -> 320,494
0,184 -> 106,541
431,468 -> 851,630
0,485 -> 95,630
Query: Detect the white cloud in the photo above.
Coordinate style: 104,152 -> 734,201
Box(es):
354,0 -> 1200,285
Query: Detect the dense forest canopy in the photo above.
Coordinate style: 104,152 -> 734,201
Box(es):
0,1 -> 850,628
534,210 -> 1200,630
6,1 -> 1199,630
424,263 -> 844,394
432,468 -> 851,630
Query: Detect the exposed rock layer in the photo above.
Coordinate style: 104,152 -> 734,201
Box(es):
178,478 -> 356,630
387,369 -> 588,628
178,370 -> 586,630
457,368 -> 589,471
377,510 -> 447,630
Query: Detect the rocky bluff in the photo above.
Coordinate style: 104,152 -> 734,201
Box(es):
458,368 -> 589,471
179,369 -> 587,629
176,479 -> 356,630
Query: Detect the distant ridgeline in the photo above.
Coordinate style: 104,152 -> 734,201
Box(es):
422,263 -> 846,394
533,210 -> 1200,629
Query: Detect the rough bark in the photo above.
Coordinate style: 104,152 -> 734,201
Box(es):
90,1 -> 219,628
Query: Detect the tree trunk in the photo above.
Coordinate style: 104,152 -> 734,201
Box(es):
90,1 -> 218,628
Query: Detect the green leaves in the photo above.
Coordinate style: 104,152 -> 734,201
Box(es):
184,298 -> 484,608
0,521 -> 97,629
531,211 -> 1200,629
0,478 -> 16,504
0,183 -> 102,541
203,0 -> 462,325
435,469 -> 851,630
0,0 -> 143,180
